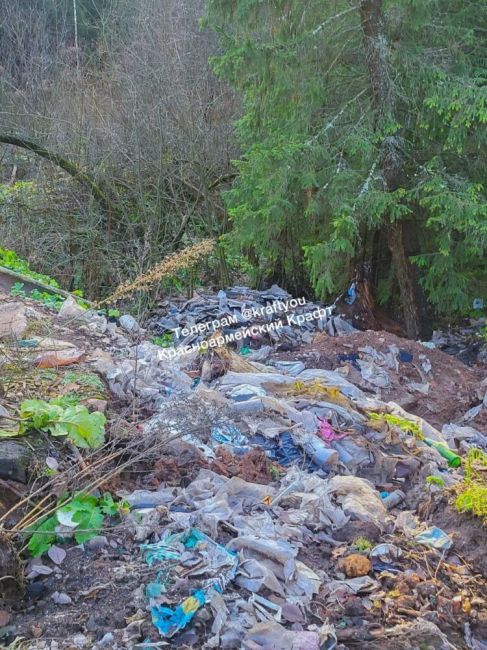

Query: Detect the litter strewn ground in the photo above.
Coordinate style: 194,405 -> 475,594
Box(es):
0,287 -> 486,649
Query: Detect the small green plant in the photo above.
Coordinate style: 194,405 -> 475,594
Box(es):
455,448 -> 487,519
353,537 -> 373,552
426,475 -> 445,487
369,412 -> 424,440
10,282 -> 64,309
19,398 -> 106,448
2,247 -> 88,310
99,307 -> 121,318
26,492 -> 129,556
0,247 -> 60,288
62,371 -> 105,393
269,463 -> 285,480
153,332 -> 174,348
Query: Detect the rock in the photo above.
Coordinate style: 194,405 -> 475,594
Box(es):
45,456 -> 59,471
119,314 -> 139,333
85,536 -> 109,551
58,296 -> 85,320
51,591 -> 72,605
47,546 -> 66,565
25,581 -> 47,600
84,399 -> 108,413
0,302 -> 27,339
83,311 -> 108,335
0,440 -> 35,482
338,554 -> 372,578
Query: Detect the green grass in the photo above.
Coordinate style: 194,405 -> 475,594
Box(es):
455,448 -> 487,519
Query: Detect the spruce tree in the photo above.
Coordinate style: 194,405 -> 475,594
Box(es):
205,0 -> 487,335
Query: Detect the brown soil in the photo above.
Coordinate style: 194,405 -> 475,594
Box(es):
430,500 -> 487,578
8,539 -> 156,646
210,446 -> 279,484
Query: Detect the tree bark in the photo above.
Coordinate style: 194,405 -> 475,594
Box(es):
385,221 -> 420,337
359,0 -> 420,338
0,134 -> 117,218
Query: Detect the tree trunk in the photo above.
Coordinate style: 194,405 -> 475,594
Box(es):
359,0 -> 420,338
385,222 -> 420,337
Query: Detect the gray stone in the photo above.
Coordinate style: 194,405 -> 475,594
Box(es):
0,302 -> 28,339
119,314 -> 139,332
0,440 -> 35,482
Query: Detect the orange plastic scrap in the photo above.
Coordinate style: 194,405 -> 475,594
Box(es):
35,348 -> 84,368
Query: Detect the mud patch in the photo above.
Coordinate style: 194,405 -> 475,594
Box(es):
276,329 -> 486,431
431,500 -> 487,578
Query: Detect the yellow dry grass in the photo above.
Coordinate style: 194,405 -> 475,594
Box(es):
99,238 -> 215,305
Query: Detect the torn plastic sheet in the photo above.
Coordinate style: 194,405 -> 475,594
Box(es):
248,593 -> 282,622
415,526 -> 453,551
250,431 -> 321,472
243,621 -> 321,650
211,423 -> 248,447
141,528 -> 238,638
318,419 -> 346,442
296,368 -> 366,400
357,359 -> 391,389
227,535 -> 321,600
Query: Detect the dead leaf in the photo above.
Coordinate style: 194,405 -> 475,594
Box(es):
35,348 -> 84,368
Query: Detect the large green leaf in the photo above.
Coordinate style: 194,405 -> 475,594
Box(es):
19,400 -> 106,449
72,508 -> 105,543
51,407 -> 105,448
27,516 -> 57,557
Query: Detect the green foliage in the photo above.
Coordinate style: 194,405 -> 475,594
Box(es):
206,0 -> 487,316
27,516 -> 58,557
62,371 -> 105,393
19,398 -> 106,449
455,448 -> 487,520
1,247 -> 90,310
353,537 -> 373,552
10,282 -> 65,310
368,412 -> 424,440
426,476 -> 445,487
26,491 -> 128,556
152,333 -> 174,348
0,247 -> 60,288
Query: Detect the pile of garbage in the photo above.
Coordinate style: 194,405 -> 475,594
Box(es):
430,323 -> 487,366
148,285 -> 356,350
1,287 -> 487,649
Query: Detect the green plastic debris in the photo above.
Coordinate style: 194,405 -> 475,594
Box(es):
424,438 -> 461,468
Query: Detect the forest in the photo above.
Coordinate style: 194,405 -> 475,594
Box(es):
1,2 -> 487,649
0,0 -> 485,334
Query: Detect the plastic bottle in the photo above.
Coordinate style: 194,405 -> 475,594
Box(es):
217,290 -> 228,310
424,438 -> 461,468
382,490 -> 405,509
303,435 -> 339,468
